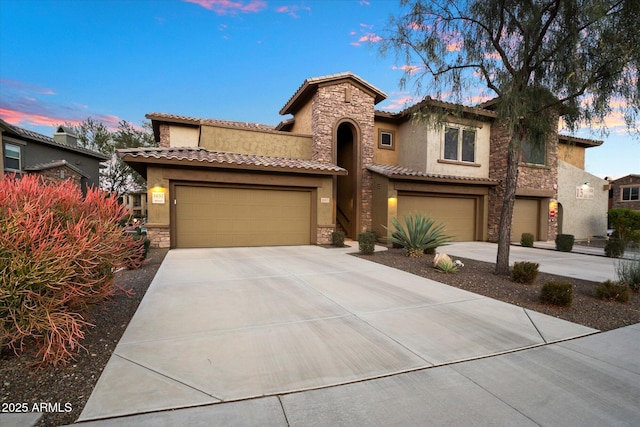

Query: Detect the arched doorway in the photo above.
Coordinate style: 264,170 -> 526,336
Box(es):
557,202 -> 564,235
336,121 -> 359,238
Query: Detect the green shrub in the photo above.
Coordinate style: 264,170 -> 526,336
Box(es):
511,261 -> 539,284
331,231 -> 345,247
0,175 -> 140,366
555,234 -> 574,252
436,258 -> 458,273
385,213 -> 452,258
358,231 -> 376,255
605,238 -> 625,258
595,280 -> 630,303
608,208 -> 640,245
520,233 -> 534,247
540,281 -> 573,306
615,257 -> 640,291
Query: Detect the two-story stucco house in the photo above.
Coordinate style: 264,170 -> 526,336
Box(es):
1,120 -> 107,192
118,72 -> 605,249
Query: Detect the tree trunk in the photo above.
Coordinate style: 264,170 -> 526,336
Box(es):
495,142 -> 520,275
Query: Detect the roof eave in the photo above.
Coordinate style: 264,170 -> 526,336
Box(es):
118,153 -> 347,177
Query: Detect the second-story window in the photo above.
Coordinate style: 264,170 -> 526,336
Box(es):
521,140 -> 546,166
443,126 -> 475,163
4,143 -> 21,171
378,129 -> 395,150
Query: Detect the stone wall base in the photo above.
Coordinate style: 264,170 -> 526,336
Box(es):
146,224 -> 170,248
316,225 -> 335,245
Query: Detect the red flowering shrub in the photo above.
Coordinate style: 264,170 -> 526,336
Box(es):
0,175 -> 141,365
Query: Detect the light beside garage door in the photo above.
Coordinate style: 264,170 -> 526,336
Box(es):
175,186 -> 311,248
397,195 -> 476,241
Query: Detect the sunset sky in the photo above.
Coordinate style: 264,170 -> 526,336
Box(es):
1,0 -> 637,178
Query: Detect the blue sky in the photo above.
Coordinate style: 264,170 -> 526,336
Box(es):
1,0 -> 638,178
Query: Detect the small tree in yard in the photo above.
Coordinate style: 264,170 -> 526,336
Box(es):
382,0 -> 639,274
74,118 -> 157,196
0,175 -> 144,366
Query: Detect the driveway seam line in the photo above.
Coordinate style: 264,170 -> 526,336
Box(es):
277,396 -> 291,427
112,353 -> 223,402
523,308 -> 548,343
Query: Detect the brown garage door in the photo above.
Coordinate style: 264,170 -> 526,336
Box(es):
175,186 -> 311,248
397,195 -> 476,241
512,198 -> 540,241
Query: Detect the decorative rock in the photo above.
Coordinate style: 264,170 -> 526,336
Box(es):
433,253 -> 452,268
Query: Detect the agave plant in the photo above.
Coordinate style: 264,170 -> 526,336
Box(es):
385,213 -> 452,258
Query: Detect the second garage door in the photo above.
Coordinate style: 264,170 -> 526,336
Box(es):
397,195 -> 476,241
175,185 -> 312,248
512,198 -> 540,241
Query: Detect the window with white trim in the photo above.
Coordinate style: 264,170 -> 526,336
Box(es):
443,126 -> 475,163
622,186 -> 639,201
4,143 -> 21,171
378,129 -> 395,150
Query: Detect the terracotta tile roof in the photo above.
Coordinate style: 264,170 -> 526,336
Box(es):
117,147 -> 347,175
24,159 -> 89,177
0,119 -> 108,160
368,164 -> 499,185
558,134 -> 603,147
375,97 -> 497,120
145,112 -> 276,132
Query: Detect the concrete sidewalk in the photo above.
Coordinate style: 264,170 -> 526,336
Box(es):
67,244 -> 629,426
445,241 -> 619,282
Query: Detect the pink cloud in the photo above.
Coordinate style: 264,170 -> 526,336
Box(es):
360,0 -> 370,5
183,0 -> 266,14
392,64 -> 423,75
381,94 -> 422,111
275,4 -> 310,18
358,33 -> 382,43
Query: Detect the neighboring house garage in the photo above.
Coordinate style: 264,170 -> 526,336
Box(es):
174,185 -> 312,248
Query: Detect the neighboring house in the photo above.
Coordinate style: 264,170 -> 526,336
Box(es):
118,72 -> 604,249
609,174 -> 640,212
121,191 -> 148,220
556,135 -> 609,240
1,120 -> 108,192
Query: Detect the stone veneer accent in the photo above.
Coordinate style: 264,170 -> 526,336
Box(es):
316,226 -> 334,245
488,117 -> 559,242
311,82 -> 375,233
146,224 -> 170,248
159,124 -> 170,148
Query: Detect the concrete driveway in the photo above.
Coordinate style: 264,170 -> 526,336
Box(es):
67,244 -> 640,425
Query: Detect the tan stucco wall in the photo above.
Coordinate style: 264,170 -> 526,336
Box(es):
557,160 -> 608,239
558,143 -> 586,169
169,126 -> 199,147
371,173 -> 396,238
290,100 -> 313,134
373,121 -> 400,165
316,176 -> 334,226
199,125 -> 312,159
398,117 -> 490,178
145,167 -> 170,226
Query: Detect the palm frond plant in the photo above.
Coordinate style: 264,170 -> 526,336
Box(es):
385,213 -> 453,258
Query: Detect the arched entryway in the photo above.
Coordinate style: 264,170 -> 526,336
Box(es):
335,121 -> 359,238
557,202 -> 564,235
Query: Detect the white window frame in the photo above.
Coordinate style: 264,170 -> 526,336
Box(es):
442,126 -> 476,163
378,129 -> 395,150
4,143 -> 21,171
622,186 -> 640,201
